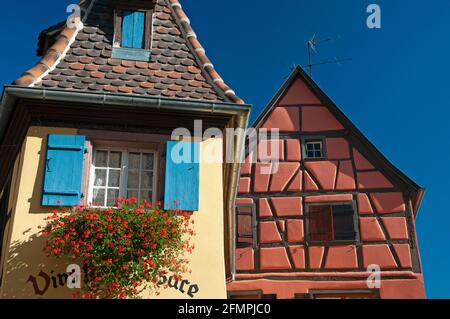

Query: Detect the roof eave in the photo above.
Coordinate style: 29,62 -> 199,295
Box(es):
0,85 -> 251,142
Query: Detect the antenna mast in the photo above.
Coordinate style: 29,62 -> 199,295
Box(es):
306,34 -> 351,78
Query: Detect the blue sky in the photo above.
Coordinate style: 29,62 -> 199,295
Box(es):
1,0 -> 449,298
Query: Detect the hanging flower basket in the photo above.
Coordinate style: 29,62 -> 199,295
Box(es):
41,197 -> 195,299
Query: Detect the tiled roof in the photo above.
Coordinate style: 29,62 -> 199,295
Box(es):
14,0 -> 244,104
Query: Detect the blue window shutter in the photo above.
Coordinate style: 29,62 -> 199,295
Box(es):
42,135 -> 86,206
122,10 -> 145,49
164,141 -> 200,211
133,11 -> 145,49
122,11 -> 135,48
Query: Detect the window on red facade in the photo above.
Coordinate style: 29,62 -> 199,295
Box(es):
308,204 -> 357,242
309,290 -> 379,299
236,204 -> 256,248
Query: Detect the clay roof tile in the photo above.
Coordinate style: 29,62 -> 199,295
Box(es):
13,0 -> 243,104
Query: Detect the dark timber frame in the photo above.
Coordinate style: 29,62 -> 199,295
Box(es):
252,66 -> 424,213
236,66 -> 424,276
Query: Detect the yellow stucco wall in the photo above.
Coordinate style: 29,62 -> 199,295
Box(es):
0,127 -> 226,299
155,138 -> 226,299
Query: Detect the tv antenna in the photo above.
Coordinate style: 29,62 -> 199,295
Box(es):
305,34 -> 351,77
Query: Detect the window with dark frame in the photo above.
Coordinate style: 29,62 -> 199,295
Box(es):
114,8 -> 153,50
228,291 -> 277,299
305,140 -> 324,159
308,203 -> 357,242
112,0 -> 154,61
236,204 -> 256,248
309,290 -> 379,299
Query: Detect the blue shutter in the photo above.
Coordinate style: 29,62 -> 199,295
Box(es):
42,135 -> 86,206
122,11 -> 134,48
133,11 -> 145,49
164,141 -> 200,211
122,10 -> 145,49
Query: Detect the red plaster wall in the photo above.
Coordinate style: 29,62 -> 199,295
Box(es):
227,276 -> 425,299
302,107 -> 345,132
234,75 -> 423,299
279,78 -> 322,105
261,107 -> 300,132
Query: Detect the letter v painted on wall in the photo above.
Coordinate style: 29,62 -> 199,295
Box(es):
27,270 -> 51,296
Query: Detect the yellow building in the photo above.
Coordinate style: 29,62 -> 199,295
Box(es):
0,0 -> 250,299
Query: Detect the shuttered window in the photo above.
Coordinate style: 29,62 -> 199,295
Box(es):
121,10 -> 145,49
42,135 -> 86,206
164,141 -> 200,211
236,204 -> 257,248
308,203 -> 357,242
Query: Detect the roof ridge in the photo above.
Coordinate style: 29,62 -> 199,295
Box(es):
14,0 -> 94,87
166,0 -> 244,104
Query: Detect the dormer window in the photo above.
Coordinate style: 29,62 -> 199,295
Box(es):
111,0 -> 154,61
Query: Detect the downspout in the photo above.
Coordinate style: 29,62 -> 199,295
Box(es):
227,111 -> 250,282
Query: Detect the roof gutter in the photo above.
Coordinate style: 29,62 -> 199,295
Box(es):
0,86 -> 251,139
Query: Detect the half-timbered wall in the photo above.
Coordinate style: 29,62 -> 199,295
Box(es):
231,72 -> 424,299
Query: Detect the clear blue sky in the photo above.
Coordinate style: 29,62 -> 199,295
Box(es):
1,0 -> 449,298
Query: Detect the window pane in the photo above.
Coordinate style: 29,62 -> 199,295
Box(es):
127,190 -> 138,199
309,205 -> 333,241
140,190 -> 152,202
93,188 -> 105,206
109,152 -> 122,168
142,153 -> 154,170
333,205 -> 356,240
108,170 -> 121,187
95,151 -> 108,167
333,214 -> 355,240
129,153 -> 141,170
106,189 -> 120,207
141,172 -> 153,189
127,171 -> 139,188
94,169 -> 107,187
306,141 -> 323,159
333,205 -> 354,215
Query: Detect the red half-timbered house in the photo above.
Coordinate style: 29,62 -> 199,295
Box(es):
229,66 -> 425,299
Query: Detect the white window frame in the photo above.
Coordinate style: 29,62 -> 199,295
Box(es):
89,147 -> 158,207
